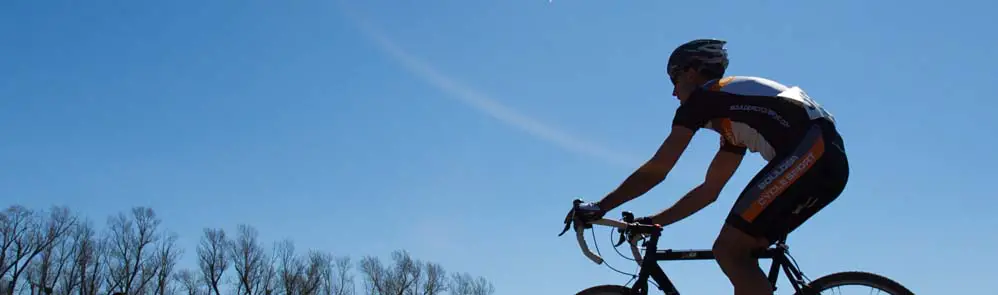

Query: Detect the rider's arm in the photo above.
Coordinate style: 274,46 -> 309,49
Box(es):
596,125 -> 696,212
649,144 -> 744,226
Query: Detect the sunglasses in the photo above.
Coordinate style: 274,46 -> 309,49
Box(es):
667,64 -> 686,86
668,68 -> 681,86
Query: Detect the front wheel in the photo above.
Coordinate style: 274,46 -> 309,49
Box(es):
575,284 -> 635,295
797,271 -> 914,295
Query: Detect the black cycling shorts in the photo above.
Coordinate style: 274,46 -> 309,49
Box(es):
725,120 -> 849,244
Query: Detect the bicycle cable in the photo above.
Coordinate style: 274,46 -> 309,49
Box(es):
609,228 -> 638,262
785,249 -> 812,282
590,228 -> 636,278
607,229 -> 661,290
591,226 -> 661,290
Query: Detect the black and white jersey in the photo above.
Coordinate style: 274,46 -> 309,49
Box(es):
672,76 -> 836,161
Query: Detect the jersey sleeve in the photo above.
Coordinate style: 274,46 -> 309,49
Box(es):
672,88 -> 714,130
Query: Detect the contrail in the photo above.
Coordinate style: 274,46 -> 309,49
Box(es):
335,3 -> 640,167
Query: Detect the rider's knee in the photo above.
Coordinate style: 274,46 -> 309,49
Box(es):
712,236 -> 740,263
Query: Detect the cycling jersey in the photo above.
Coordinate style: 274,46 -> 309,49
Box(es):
670,75 -> 849,242
672,76 -> 836,161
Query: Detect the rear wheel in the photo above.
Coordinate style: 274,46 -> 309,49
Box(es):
575,284 -> 634,295
797,271 -> 914,295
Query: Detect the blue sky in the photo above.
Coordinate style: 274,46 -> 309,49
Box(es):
2,0 -> 996,294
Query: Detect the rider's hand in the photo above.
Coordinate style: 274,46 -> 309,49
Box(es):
567,201 -> 606,228
634,216 -> 655,226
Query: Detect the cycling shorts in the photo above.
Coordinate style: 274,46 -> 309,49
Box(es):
725,119 -> 849,244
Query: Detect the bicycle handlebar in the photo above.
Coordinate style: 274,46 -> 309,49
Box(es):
574,218 -> 647,266
559,199 -> 660,266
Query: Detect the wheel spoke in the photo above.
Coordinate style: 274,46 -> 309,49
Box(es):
811,284 -> 900,295
801,271 -> 913,295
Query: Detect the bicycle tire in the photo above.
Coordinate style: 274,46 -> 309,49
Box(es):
798,271 -> 914,295
575,284 -> 634,295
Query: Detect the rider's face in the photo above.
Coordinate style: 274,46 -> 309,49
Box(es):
671,68 -> 697,103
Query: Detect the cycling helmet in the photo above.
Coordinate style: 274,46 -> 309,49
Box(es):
666,39 -> 729,81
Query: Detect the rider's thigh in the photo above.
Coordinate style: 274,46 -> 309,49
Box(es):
714,223 -> 769,253
724,123 -> 848,244
781,149 -> 848,235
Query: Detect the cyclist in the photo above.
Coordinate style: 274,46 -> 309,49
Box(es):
569,38 -> 849,295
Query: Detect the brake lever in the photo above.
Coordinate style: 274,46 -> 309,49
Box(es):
558,218 -> 571,237
614,211 -> 636,247
558,199 -> 584,236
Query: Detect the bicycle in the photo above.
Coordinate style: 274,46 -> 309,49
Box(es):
559,199 -> 915,295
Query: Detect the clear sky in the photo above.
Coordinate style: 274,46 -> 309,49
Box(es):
3,0 -> 996,294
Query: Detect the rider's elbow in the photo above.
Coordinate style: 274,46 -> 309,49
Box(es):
704,193 -> 720,205
698,184 -> 723,204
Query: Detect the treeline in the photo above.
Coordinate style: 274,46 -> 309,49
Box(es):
0,205 -> 495,295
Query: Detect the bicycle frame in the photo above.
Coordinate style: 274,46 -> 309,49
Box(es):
573,218 -> 810,295
630,229 -> 808,295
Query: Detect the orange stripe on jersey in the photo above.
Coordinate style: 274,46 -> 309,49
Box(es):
740,136 -> 826,222
718,118 -> 742,147
709,76 -> 736,91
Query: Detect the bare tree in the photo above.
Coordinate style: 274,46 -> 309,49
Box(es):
319,256 -> 353,295
152,232 -> 181,295
70,221 -> 105,295
358,256 -> 385,295
271,243 -> 339,295
389,250 -> 423,295
389,251 -> 421,295
197,228 -> 228,295
254,255 -> 276,295
105,207 -> 162,295
275,240 -> 302,295
172,269 -> 200,295
54,223 -> 84,295
58,221 -> 89,295
26,217 -> 76,295
228,225 -> 265,295
1,206 -> 76,294
333,257 -> 354,295
300,251 -> 329,295
447,273 -> 493,295
318,256 -> 334,295
1,206 -> 33,282
1,205 -> 496,295
419,263 -> 446,295
358,250 -> 424,295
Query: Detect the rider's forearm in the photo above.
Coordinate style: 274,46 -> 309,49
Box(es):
598,135 -> 686,212
597,166 -> 667,212
650,184 -> 718,226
